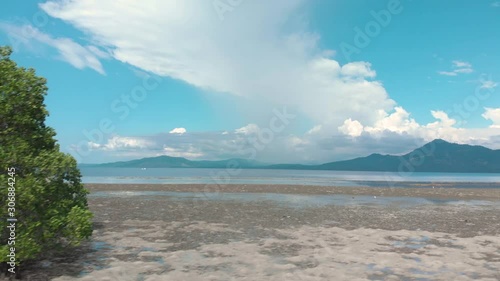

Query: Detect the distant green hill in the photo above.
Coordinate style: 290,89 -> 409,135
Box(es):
80,139 -> 500,173
313,139 -> 500,173
80,156 -> 267,169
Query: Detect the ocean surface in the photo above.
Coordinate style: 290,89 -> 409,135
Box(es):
81,168 -> 500,187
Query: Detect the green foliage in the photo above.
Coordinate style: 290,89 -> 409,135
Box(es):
0,46 -> 93,263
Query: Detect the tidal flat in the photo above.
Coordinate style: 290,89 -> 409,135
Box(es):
21,184 -> 500,281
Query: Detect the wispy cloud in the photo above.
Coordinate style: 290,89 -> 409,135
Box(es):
492,1 -> 500,8
438,60 -> 473,76
0,23 -> 107,74
452,60 -> 472,68
480,80 -> 498,89
438,71 -> 458,77
162,146 -> 204,158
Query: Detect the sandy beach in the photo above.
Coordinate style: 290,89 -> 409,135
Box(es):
19,184 -> 500,281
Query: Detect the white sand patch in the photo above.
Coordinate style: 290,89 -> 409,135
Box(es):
54,222 -> 500,281
274,227 -> 500,280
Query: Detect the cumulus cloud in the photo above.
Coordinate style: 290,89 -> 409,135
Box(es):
337,107 -> 500,148
83,110 -> 500,164
482,107 -> 500,128
88,136 -> 152,151
169,128 -> 187,134
82,130 -> 249,161
0,23 -> 107,74
340,62 -> 376,79
338,119 -> 364,137
364,107 -> 420,135
235,124 -> 260,135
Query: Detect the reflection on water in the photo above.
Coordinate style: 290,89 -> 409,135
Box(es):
88,191 -> 500,208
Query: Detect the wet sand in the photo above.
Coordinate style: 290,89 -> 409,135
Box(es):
86,183 -> 500,201
17,184 -> 500,280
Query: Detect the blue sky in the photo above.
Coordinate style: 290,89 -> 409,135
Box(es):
1,0 -> 499,164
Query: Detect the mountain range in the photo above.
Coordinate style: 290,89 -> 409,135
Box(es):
80,139 -> 500,173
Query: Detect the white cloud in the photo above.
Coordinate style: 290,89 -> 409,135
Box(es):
492,1 -> 500,8
88,136 -> 152,151
82,112 -> 500,163
454,68 -> 473,74
287,135 -> 310,148
438,60 -> 473,76
42,1 -> 499,162
40,0 -> 395,129
0,23 -> 106,74
235,124 -> 260,135
169,127 -> 187,134
306,125 -> 323,135
340,62 -> 376,79
337,108 -> 500,147
426,110 -> 456,128
338,119 -> 364,137
452,60 -> 471,68
438,71 -> 457,77
337,107 -> 450,140
364,107 -> 420,135
482,107 -> 500,128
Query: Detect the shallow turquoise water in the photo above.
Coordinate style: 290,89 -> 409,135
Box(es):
81,167 -> 500,187
88,191 -> 500,208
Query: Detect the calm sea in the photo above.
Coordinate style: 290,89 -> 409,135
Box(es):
80,168 -> 500,187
